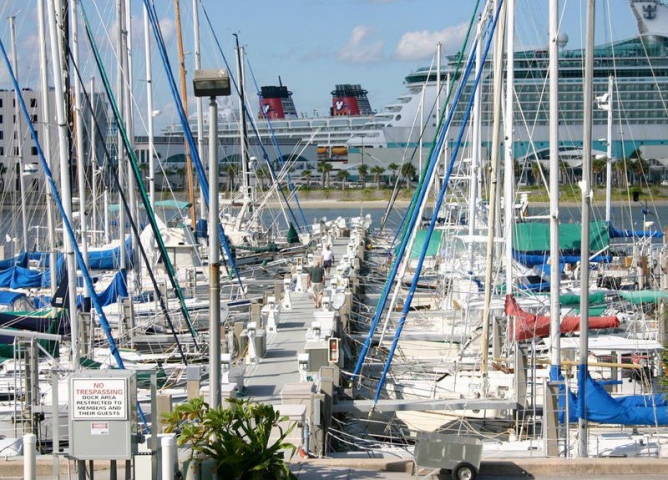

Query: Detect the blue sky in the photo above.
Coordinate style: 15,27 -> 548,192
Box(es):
0,1 -> 643,133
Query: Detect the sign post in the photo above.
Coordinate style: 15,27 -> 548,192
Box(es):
68,370 -> 137,460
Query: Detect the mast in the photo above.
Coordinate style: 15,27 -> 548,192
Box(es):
604,75 -> 613,223
503,0 -> 515,293
116,0 -> 127,270
143,4 -> 156,209
38,0 -> 58,296
469,16 -> 483,245
481,0 -> 506,383
193,0 -> 206,220
549,0 -> 561,381
47,0 -> 80,364
174,0 -> 197,228
578,0 -> 595,459
90,77 -> 98,246
9,16 -> 29,253
71,0 -> 90,309
234,35 -> 252,231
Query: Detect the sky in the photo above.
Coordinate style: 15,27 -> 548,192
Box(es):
0,0 -> 644,134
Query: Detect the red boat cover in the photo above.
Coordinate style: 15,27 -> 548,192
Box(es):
505,294 -> 619,341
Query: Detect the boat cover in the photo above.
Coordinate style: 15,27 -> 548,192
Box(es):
505,294 -> 619,341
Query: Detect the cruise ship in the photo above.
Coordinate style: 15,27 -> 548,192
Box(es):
151,0 -> 668,181
350,0 -> 668,177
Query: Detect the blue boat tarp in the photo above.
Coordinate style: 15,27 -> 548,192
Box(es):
561,372 -> 668,426
0,290 -> 28,306
80,270 -> 128,308
0,266 -> 47,289
0,253 -> 29,270
608,223 -> 663,239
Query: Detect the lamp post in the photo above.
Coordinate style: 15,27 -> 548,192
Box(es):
193,68 -> 230,409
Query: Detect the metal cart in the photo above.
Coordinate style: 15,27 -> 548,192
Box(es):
413,432 -> 483,480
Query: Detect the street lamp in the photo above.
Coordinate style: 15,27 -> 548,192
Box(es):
193,68 -> 230,410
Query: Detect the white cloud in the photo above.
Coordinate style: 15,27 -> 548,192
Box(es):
337,26 -> 384,64
394,23 -> 469,61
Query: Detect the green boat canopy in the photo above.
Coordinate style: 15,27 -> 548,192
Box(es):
618,290 -> 668,304
512,220 -> 609,253
408,230 -> 443,259
108,199 -> 192,212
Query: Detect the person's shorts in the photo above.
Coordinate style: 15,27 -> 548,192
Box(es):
312,282 -> 324,295
323,259 -> 332,268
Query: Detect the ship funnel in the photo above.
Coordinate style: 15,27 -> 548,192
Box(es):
330,84 -> 373,117
259,85 -> 298,120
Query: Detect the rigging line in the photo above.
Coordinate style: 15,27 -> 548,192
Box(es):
143,0 -> 244,290
65,44 -> 191,364
79,2 -> 201,347
352,0 -> 483,378
198,0 -> 308,233
0,33 -> 157,429
353,33 -> 482,380
242,51 -> 309,232
372,0 -> 503,406
383,0 -> 482,246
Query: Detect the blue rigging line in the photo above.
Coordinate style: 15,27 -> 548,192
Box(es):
351,22 -> 483,380
142,0 -> 243,287
197,1 -> 309,233
0,36 -> 152,429
372,0 -> 503,405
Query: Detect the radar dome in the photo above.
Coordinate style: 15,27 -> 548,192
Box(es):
557,32 -> 569,49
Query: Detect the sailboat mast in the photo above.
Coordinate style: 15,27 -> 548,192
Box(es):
174,0 -> 197,229
193,0 -> 206,220
503,0 -> 515,292
143,5 -> 156,209
9,16 -> 29,253
38,0 -> 58,295
481,0 -> 506,381
235,36 -> 252,230
605,75 -> 613,223
578,0 -> 595,459
71,0 -> 90,305
549,0 -> 561,380
47,0 -> 80,364
116,0 -> 127,271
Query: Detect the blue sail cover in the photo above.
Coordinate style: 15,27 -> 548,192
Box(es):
561,372 -> 668,425
28,237 -> 133,271
0,252 -> 29,270
77,270 -> 128,308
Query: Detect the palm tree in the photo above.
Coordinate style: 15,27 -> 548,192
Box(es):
371,166 -> 385,189
388,162 -> 399,183
357,163 -> 369,188
317,161 -> 333,188
223,163 -> 237,191
400,163 -> 416,188
302,169 -> 312,188
591,158 -> 607,187
336,169 -> 350,190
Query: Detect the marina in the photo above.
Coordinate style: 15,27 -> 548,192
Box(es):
2,0 -> 668,479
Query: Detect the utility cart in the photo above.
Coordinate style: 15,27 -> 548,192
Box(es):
413,432 -> 483,480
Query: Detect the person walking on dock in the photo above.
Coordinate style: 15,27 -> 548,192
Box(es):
322,244 -> 334,275
308,260 -> 325,309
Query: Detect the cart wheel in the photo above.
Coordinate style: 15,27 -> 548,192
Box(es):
451,462 -> 477,480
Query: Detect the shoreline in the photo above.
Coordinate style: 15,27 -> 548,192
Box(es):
269,198 -> 668,209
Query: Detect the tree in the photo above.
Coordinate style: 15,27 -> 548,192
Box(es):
400,163 -> 416,188
255,165 -> 270,189
336,169 -> 350,190
371,166 -> 385,189
357,164 -> 369,188
302,169 -> 312,188
388,162 -> 399,183
591,158 -> 607,187
223,163 -> 238,191
163,396 -> 297,480
317,161 -> 333,188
